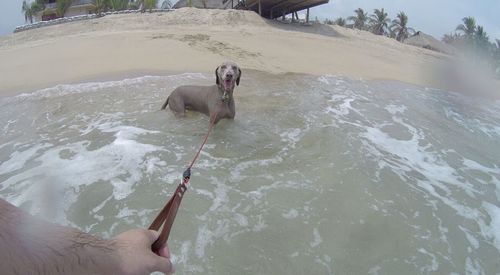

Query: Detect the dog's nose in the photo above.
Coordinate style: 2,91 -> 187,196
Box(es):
226,73 -> 233,79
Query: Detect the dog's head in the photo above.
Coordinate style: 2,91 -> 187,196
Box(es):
215,61 -> 241,99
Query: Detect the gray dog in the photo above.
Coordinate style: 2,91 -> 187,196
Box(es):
161,61 -> 241,124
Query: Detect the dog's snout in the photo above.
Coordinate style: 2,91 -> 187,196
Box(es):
226,73 -> 233,79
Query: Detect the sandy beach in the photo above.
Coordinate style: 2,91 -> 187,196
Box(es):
0,8 -> 455,96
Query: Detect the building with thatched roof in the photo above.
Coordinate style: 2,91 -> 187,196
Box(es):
173,0 -> 329,21
404,31 -> 456,55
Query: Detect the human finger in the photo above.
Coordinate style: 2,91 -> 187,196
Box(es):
157,243 -> 171,258
147,230 -> 161,244
149,254 -> 174,274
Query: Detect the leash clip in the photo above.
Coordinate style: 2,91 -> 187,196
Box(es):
183,167 -> 191,180
222,92 -> 229,101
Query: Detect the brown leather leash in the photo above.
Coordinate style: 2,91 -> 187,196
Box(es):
149,102 -> 223,253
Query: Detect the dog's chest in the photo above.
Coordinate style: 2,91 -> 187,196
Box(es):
214,101 -> 235,119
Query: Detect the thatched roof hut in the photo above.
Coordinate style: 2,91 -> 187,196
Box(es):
173,0 -> 329,20
404,31 -> 456,55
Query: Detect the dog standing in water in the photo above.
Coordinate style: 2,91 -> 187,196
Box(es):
161,61 -> 241,124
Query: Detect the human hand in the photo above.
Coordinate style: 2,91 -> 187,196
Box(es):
112,229 -> 174,275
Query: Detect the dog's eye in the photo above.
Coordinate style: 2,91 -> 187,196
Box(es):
232,66 -> 236,71
221,65 -> 226,70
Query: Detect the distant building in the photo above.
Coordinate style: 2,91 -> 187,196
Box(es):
173,0 -> 329,21
173,0 -> 232,9
404,31 -> 457,55
34,0 -> 97,22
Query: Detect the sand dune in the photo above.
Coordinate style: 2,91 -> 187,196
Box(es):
0,8 -> 463,95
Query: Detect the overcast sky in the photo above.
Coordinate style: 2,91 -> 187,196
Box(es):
310,0 -> 500,40
1,0 -> 499,41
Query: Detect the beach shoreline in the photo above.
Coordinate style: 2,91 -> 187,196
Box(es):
0,8 -> 497,97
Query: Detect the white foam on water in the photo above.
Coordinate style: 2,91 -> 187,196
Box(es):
282,208 -> 299,219
315,74 -> 500,269
230,156 -> 283,181
444,106 -> 500,139
1,124 -> 163,213
385,104 -> 407,115
359,113 -> 500,258
326,96 -> 356,118
459,226 -> 480,250
462,159 -> 500,200
195,224 -> 214,258
0,144 -> 51,174
310,228 -> 322,248
279,128 -> 302,148
2,119 -> 17,134
417,248 -> 439,272
465,257 -> 484,275
368,265 -> 381,275
232,212 -> 248,227
11,73 -> 209,101
481,202 -> 500,251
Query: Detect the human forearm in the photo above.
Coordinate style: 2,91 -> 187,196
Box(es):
0,199 -> 118,274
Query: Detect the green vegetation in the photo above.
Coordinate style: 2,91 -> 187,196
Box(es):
347,8 -> 367,30
109,0 -> 129,11
56,0 -> 72,17
334,17 -> 346,27
443,16 -> 500,77
456,17 -> 476,41
368,8 -> 390,35
94,0 -> 107,15
391,12 -> 414,42
144,0 -> 158,12
324,7 -> 499,77
20,0 -> 164,20
22,0 -> 43,23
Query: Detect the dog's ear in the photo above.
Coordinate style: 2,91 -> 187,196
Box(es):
236,68 -> 241,86
215,67 -> 220,85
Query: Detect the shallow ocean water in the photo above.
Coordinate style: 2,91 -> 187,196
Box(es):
0,72 -> 499,274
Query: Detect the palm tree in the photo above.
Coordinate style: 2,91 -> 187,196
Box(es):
369,8 -> 390,35
456,17 -> 476,41
474,25 -> 490,52
56,0 -> 72,17
145,0 -> 157,12
348,8 -> 367,30
94,0 -> 107,15
335,17 -> 346,27
442,33 -> 458,44
110,0 -> 129,11
22,0 -> 43,24
390,12 -> 414,42
323,18 -> 334,25
475,26 -> 489,46
22,0 -> 35,23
